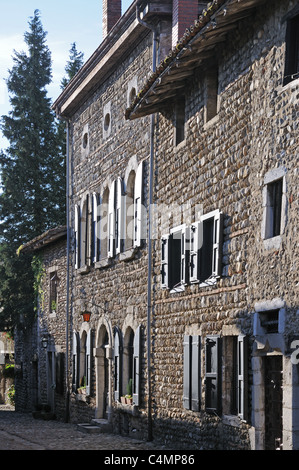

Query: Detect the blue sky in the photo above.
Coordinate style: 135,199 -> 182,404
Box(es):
0,0 -> 133,149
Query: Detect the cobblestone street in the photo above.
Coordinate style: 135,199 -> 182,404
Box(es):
0,405 -> 168,451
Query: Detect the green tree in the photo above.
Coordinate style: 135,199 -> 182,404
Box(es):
0,10 -> 66,331
61,42 -> 84,89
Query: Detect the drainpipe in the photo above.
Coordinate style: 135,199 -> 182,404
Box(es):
136,1 -> 159,443
65,119 -> 71,423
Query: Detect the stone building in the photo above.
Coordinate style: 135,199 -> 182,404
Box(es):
51,0 -> 298,450
16,226 -> 67,419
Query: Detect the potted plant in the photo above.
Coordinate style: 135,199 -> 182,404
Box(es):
77,376 -> 86,394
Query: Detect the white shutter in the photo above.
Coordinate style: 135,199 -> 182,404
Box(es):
92,193 -> 98,263
191,335 -> 201,412
74,205 -> 80,269
190,221 -> 202,283
134,160 -> 144,247
108,181 -> 115,258
212,210 -> 223,278
116,178 -> 125,254
181,225 -> 190,285
86,329 -> 92,396
161,234 -> 170,288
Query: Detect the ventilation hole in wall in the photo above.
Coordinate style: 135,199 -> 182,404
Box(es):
82,133 -> 88,149
104,113 -> 111,131
129,87 -> 136,105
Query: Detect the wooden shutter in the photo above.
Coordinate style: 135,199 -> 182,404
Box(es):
205,335 -> 221,413
86,329 -> 92,396
72,332 -> 79,392
116,178 -> 125,254
183,335 -> 191,409
114,328 -> 122,401
134,160 -> 144,247
108,181 -> 116,258
237,335 -> 248,420
191,335 -> 200,411
74,205 -> 80,269
133,325 -> 141,406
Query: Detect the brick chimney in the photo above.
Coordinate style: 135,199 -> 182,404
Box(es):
172,0 -> 199,48
102,0 -> 122,38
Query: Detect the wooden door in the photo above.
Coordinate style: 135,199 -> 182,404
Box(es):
264,356 -> 283,450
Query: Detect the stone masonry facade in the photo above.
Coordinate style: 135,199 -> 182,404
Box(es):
15,0 -> 298,451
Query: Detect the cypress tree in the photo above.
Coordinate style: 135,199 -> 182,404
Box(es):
0,10 -> 66,331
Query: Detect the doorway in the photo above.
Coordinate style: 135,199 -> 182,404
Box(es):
264,355 -> 283,450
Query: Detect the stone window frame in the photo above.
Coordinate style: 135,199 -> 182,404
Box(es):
48,265 -> 59,318
127,77 -> 138,108
261,167 -> 287,250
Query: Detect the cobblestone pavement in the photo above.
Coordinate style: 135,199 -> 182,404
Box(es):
0,405 -> 169,451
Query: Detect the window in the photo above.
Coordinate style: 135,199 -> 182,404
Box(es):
114,328 -> 122,401
183,335 -> 200,411
205,65 -> 219,123
174,96 -> 185,146
161,224 -> 189,291
205,335 -> 221,413
121,325 -> 141,405
49,271 -> 58,313
108,181 -> 116,258
75,195 -> 91,269
222,335 -> 248,420
262,168 -> 287,246
190,209 -> 223,285
265,179 -> 283,239
116,178 -> 125,255
125,170 -> 135,250
283,13 -> 299,85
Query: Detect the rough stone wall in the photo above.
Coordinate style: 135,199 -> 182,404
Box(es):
150,0 -> 298,450
68,29 -> 153,439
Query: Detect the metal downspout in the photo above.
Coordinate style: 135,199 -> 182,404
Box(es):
136,2 -> 159,442
65,119 -> 70,423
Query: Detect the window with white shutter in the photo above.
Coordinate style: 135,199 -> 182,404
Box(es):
161,225 -> 189,291
190,209 -> 223,285
237,334 -> 248,420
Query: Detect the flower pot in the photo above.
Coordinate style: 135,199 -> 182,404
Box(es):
121,396 -> 126,404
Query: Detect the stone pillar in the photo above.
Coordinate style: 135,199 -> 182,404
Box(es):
102,0 -> 122,39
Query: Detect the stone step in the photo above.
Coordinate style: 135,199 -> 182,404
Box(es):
91,418 -> 113,433
77,419 -> 113,434
77,423 -> 102,434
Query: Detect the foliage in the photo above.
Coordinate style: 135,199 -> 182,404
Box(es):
126,378 -> 133,398
0,10 -> 66,331
3,363 -> 15,379
6,384 -> 15,405
61,42 -> 84,89
31,254 -> 46,312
